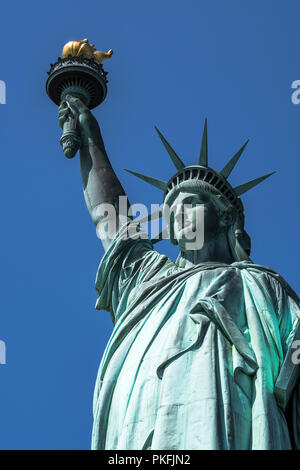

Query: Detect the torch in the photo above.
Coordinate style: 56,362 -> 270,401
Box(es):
46,39 -> 113,158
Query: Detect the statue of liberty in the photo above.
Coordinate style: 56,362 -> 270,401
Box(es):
58,92 -> 299,450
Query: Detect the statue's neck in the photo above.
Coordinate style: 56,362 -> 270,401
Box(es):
176,230 -> 235,269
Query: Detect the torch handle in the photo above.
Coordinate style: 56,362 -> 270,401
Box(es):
60,112 -> 81,159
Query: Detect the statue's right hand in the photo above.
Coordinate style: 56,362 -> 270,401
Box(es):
58,101 -> 70,129
58,95 -> 101,145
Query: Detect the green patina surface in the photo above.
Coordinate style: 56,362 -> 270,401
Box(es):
52,92 -> 300,450
92,223 -> 299,450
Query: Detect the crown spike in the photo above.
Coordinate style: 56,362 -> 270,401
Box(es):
199,119 -> 208,166
220,140 -> 249,179
234,171 -> 275,196
154,126 -> 185,170
124,169 -> 168,191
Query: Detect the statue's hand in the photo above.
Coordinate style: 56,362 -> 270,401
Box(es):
58,95 -> 101,147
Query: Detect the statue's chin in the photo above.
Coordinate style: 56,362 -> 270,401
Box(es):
177,237 -> 204,252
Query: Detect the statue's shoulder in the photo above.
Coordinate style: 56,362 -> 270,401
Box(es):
232,261 -> 299,303
232,261 -> 280,278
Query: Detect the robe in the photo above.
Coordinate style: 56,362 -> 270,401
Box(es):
91,223 -> 300,450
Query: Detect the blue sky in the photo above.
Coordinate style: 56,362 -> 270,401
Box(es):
0,0 -> 299,449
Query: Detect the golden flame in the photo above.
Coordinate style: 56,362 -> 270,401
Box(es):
62,39 -> 113,64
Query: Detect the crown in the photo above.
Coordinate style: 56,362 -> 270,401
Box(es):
125,119 -> 275,217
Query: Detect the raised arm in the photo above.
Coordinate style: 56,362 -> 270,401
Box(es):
58,95 -> 131,251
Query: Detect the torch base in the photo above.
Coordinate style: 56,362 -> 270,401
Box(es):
46,56 -> 108,109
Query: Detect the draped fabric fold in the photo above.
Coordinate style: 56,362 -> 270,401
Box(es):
92,223 -> 299,450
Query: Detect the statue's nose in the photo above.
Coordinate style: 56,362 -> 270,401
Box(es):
174,205 -> 184,222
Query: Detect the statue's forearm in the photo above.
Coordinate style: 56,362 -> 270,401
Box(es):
79,134 -> 130,227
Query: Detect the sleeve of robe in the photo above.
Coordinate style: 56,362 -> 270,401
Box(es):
277,281 -> 300,450
264,271 -> 300,448
94,221 -> 173,324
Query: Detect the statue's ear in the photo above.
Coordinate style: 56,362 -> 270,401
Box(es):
228,215 -> 252,262
234,228 -> 251,257
239,229 -> 251,256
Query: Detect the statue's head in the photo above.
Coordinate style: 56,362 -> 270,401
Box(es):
126,121 -> 274,262
165,184 -> 232,252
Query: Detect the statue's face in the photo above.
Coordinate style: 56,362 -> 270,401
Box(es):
168,190 -> 221,251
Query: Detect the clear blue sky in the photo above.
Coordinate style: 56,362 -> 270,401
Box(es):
0,0 -> 299,450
